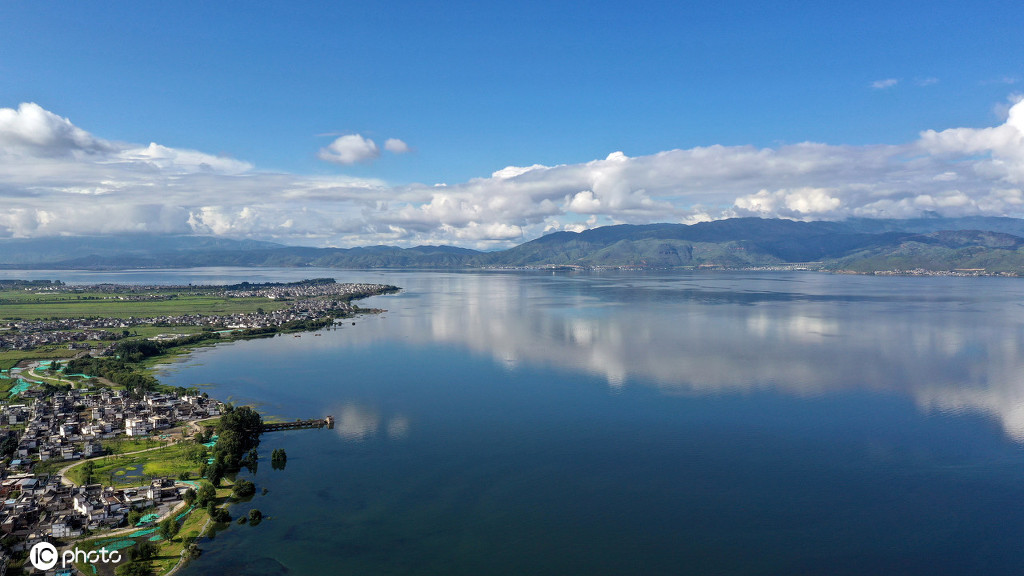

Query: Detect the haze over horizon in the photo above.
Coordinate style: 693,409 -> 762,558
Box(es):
1,1 -> 1023,249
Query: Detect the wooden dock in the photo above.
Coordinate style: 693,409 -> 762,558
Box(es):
262,415 -> 335,432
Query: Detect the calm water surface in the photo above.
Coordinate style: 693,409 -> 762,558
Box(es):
9,268 -> 1024,574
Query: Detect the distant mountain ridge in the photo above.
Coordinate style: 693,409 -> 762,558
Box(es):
5,217 -> 1024,273
0,235 -> 284,265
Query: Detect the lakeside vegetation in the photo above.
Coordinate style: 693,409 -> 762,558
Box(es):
58,404 -> 268,574
74,479 -> 236,576
0,279 -> 394,576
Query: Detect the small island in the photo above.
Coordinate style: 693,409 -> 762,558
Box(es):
0,278 -> 398,575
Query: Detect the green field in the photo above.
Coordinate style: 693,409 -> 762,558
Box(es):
0,289 -> 288,320
104,436 -> 167,455
66,441 -> 203,487
0,348 -> 80,370
0,286 -> 291,395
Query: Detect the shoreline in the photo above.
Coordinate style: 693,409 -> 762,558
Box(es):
0,279 -> 397,575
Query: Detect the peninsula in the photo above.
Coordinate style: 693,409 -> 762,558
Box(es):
0,278 -> 398,575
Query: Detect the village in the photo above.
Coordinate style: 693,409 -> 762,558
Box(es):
0,281 -> 398,350
0,383 -> 224,573
0,279 -> 397,574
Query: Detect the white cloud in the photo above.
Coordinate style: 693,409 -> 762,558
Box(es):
871,78 -> 899,90
0,102 -> 115,156
918,99 -> 1024,184
3,100 -> 1024,247
318,134 -> 379,165
566,190 -> 602,212
734,188 -> 841,216
118,142 -> 252,174
492,164 -> 546,179
383,138 -> 410,154
993,93 -> 1024,121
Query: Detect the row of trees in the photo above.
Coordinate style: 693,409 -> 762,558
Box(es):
112,333 -> 222,362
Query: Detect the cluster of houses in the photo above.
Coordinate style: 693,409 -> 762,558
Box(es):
1,475 -> 185,544
0,328 -> 120,351
0,281 -> 397,350
0,388 -> 223,555
4,389 -> 222,469
224,281 -> 396,300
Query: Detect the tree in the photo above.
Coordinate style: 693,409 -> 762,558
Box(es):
195,481 -> 216,508
159,517 -> 180,541
116,561 -> 152,576
127,509 -> 143,526
0,434 -> 18,459
216,405 -> 262,453
207,504 -> 231,523
183,444 -> 207,464
232,479 -> 255,498
271,448 -> 287,470
129,541 -> 157,562
248,508 -> 263,526
183,488 -> 197,506
83,460 -> 96,485
208,460 -> 225,486
244,448 -> 259,473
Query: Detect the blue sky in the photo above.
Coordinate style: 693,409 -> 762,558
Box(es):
1,1 -> 1023,247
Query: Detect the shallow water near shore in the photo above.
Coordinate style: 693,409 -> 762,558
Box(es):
11,268 -> 1024,574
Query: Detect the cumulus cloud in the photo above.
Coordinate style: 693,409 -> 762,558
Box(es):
3,100 -> 1024,247
318,134 -> 380,165
0,102 -> 115,156
119,142 -> 252,174
383,138 -> 410,154
918,99 -> 1024,184
733,188 -> 841,217
871,78 -> 899,90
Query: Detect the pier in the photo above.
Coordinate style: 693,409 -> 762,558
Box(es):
262,415 -> 335,432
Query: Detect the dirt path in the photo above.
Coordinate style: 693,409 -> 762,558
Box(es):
19,359 -> 114,390
26,366 -> 78,389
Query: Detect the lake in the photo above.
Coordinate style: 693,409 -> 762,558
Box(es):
9,268 -> 1024,574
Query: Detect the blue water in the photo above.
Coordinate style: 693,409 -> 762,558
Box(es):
7,268 -> 1024,574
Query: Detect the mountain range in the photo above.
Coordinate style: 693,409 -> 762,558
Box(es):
5,216 -> 1024,273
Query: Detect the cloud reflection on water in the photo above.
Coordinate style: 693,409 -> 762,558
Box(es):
355,272 -> 1024,442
